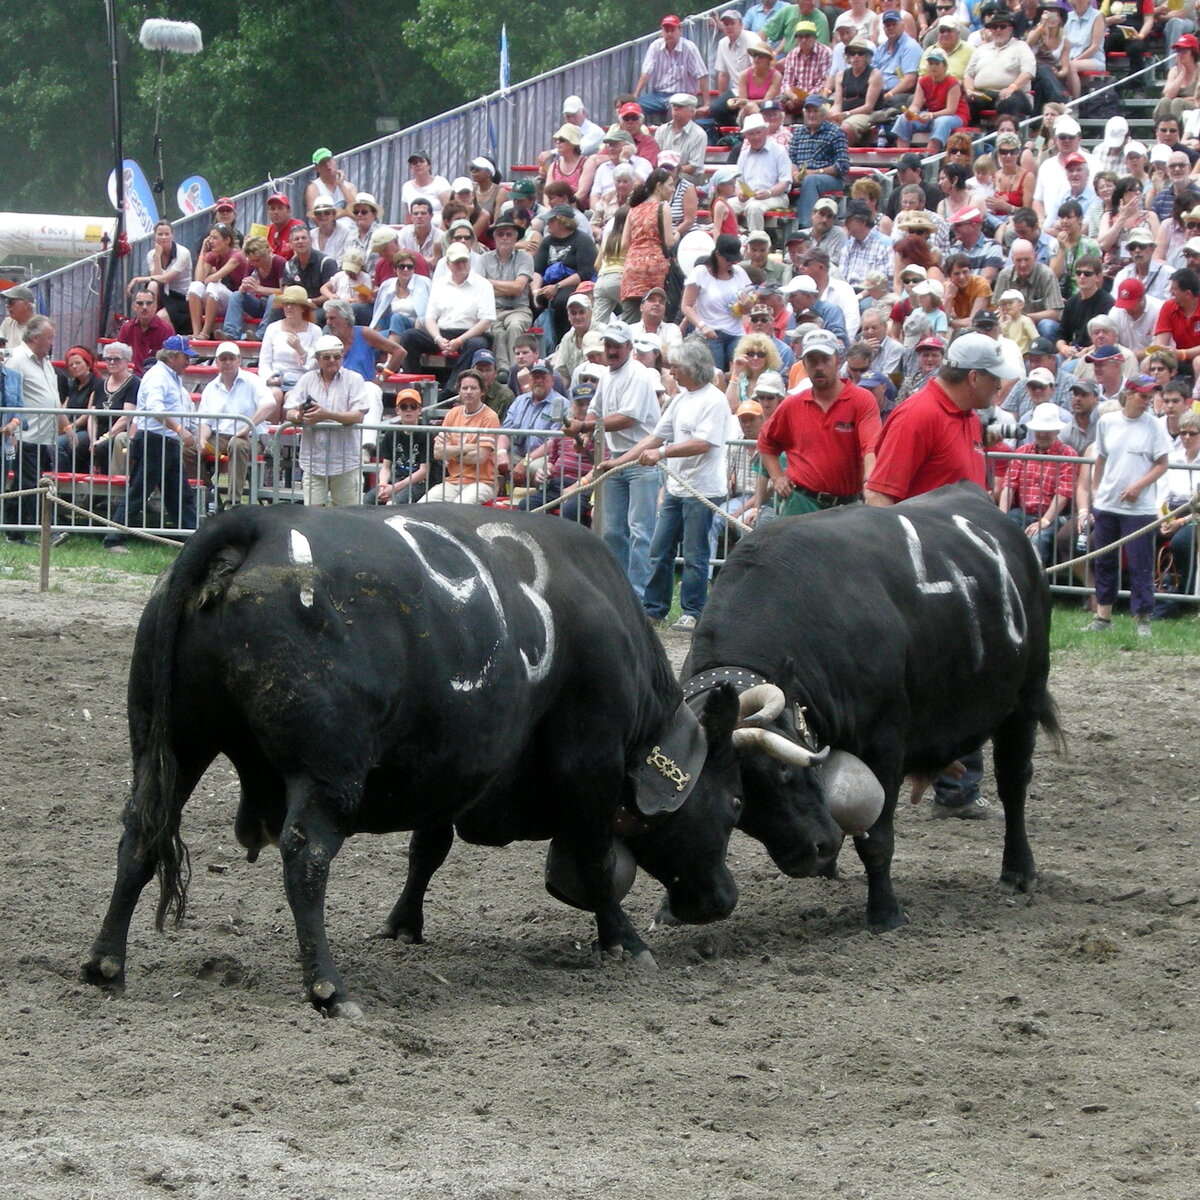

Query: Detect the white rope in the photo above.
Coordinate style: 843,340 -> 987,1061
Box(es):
28,480 -> 184,549
1044,491 -> 1200,575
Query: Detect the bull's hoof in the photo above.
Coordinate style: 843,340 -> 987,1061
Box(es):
310,979 -> 359,1017
867,908 -> 908,933
373,923 -> 423,944
328,999 -> 364,1020
631,948 -> 659,970
1000,869 -> 1038,895
81,953 -> 125,991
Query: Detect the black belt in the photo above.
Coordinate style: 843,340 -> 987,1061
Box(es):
794,484 -> 861,509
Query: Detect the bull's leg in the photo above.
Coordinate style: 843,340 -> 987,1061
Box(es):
82,826 -> 159,991
991,712 -> 1038,893
853,763 -> 906,931
278,785 -> 357,1018
378,823 -> 455,943
83,759 -> 208,992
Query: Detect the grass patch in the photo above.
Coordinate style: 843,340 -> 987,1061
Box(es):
1049,598 -> 1200,659
1,533 -> 177,579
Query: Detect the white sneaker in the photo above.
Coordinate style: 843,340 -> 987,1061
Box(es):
671,614 -> 697,632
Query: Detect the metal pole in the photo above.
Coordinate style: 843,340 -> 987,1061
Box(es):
99,0 -> 126,341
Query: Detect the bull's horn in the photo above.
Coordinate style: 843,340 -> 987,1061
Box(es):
736,683 -> 786,727
732,725 -> 829,766
823,750 -> 886,835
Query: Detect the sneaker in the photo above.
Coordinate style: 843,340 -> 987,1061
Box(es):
932,797 -> 997,820
1083,617 -> 1112,632
5,533 -> 29,546
648,616 -> 670,630
104,543 -> 131,555
671,614 -> 698,632
1135,617 -> 1152,638
49,532 -> 69,548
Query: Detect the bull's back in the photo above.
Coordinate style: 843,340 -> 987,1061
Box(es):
693,485 -> 1051,747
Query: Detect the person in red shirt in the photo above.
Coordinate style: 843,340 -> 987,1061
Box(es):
265,193 -> 306,260
1153,268 -> 1200,368
865,331 -> 1020,505
865,329 -> 1021,820
117,289 -> 174,375
757,328 -> 881,514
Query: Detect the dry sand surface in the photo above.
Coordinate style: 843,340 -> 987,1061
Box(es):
0,568 -> 1197,1199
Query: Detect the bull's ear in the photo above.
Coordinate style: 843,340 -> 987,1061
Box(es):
632,701 -> 708,817
769,657 -> 797,696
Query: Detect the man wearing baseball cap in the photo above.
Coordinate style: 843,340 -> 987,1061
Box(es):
867,330 -> 1020,507
872,10 -> 921,114
265,193 -> 305,261
1110,277 -> 1162,359
632,15 -> 708,123
758,328 -> 881,514
1113,227 -> 1172,303
304,148 -> 357,219
798,196 -> 846,263
788,94 -> 850,228
197,342 -> 276,507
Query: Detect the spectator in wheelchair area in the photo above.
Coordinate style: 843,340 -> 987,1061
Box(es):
365,388 -> 431,506
1155,409 -> 1200,616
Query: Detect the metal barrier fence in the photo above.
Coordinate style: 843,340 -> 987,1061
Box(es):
25,8 -> 729,350
5,407 -> 1197,613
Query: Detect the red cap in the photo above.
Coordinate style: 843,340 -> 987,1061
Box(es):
618,102 -> 643,118
1062,152 -> 1087,167
916,336 -> 947,351
1172,33 -> 1199,51
1113,277 -> 1146,311
215,196 -> 236,211
661,13 -> 681,26
267,192 -> 290,207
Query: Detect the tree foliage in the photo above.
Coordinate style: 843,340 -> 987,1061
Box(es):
1,0 -> 712,219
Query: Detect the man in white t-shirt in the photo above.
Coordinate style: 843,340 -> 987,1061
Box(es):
598,335 -> 728,631
628,287 -> 683,356
576,321 -> 663,598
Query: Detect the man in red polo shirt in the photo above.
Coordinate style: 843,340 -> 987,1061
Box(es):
265,193 -> 305,260
117,288 -> 173,376
1152,267 -> 1200,367
757,328 -> 880,514
865,331 -> 1020,505
865,329 -> 1020,821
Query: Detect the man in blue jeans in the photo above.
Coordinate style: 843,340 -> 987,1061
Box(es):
597,337 -> 728,631
576,322 -> 662,599
788,95 -> 850,228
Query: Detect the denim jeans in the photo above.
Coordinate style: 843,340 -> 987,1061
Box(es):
892,113 -> 962,150
642,493 -> 719,620
795,172 -> 843,227
600,463 -> 659,599
221,290 -> 268,337
1006,506 -> 1064,567
1036,318 -> 1060,342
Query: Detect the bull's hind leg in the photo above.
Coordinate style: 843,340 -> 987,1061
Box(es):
278,780 -> 357,1018
991,712 -> 1038,893
83,758 -> 210,992
378,823 -> 455,943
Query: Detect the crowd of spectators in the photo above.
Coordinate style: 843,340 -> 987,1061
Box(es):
3,2 -> 1199,634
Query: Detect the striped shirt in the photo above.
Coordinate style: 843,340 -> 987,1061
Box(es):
788,120 -> 849,176
782,43 -> 832,94
839,228 -> 894,288
640,37 -> 707,94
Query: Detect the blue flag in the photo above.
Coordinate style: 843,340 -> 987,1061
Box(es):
499,24 -> 510,95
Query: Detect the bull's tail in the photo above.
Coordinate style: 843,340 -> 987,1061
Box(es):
1038,688 -> 1067,757
130,508 -> 262,930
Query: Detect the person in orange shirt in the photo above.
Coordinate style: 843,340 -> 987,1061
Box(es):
420,370 -> 501,503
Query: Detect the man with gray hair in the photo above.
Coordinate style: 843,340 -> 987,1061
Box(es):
560,95 -> 605,157
573,321 -> 662,598
734,112 -> 793,234
5,315 -> 71,543
599,336 -> 729,632
104,335 -> 201,551
993,239 -> 1064,341
654,93 -> 708,187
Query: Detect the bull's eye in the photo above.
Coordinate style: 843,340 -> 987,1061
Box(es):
731,796 -> 743,813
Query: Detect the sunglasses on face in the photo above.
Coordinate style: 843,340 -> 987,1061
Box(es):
1180,430 -> 1200,437
1075,269 -> 1096,277
102,356 -> 124,363
744,349 -> 767,358
353,208 -> 373,215
396,262 -> 415,270
398,403 -> 421,410
317,353 -> 343,361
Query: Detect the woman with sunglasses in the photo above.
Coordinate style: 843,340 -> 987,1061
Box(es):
1154,33 -> 1200,125
892,49 -> 966,156
1099,176 -> 1160,271
90,343 -> 138,476
734,41 -> 783,118
541,126 -> 586,203
934,162 -> 973,222
370,251 -> 431,339
726,329 -> 782,410
1156,193 -> 1198,267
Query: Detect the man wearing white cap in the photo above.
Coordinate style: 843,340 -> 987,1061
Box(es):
655,94 -> 708,186
758,328 -> 881,514
284,333 -> 372,507
782,274 -> 849,347
998,401 -> 1080,566
799,196 -> 846,261
867,328 -> 1021,819
867,330 -> 1021,506
198,343 -> 276,506
560,96 -> 604,157
1032,114 -> 1089,225
1089,116 -> 1130,177
734,112 -> 793,233
576,321 -> 663,596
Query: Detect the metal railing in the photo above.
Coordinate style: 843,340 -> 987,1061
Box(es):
24,8 -> 729,350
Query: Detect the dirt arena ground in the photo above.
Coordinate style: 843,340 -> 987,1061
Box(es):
0,567 -> 1196,1200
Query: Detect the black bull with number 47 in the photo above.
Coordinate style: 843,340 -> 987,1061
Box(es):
683,482 -> 1066,932
84,504 -> 785,1017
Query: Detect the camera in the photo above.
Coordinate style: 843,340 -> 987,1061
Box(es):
984,413 -> 1027,442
